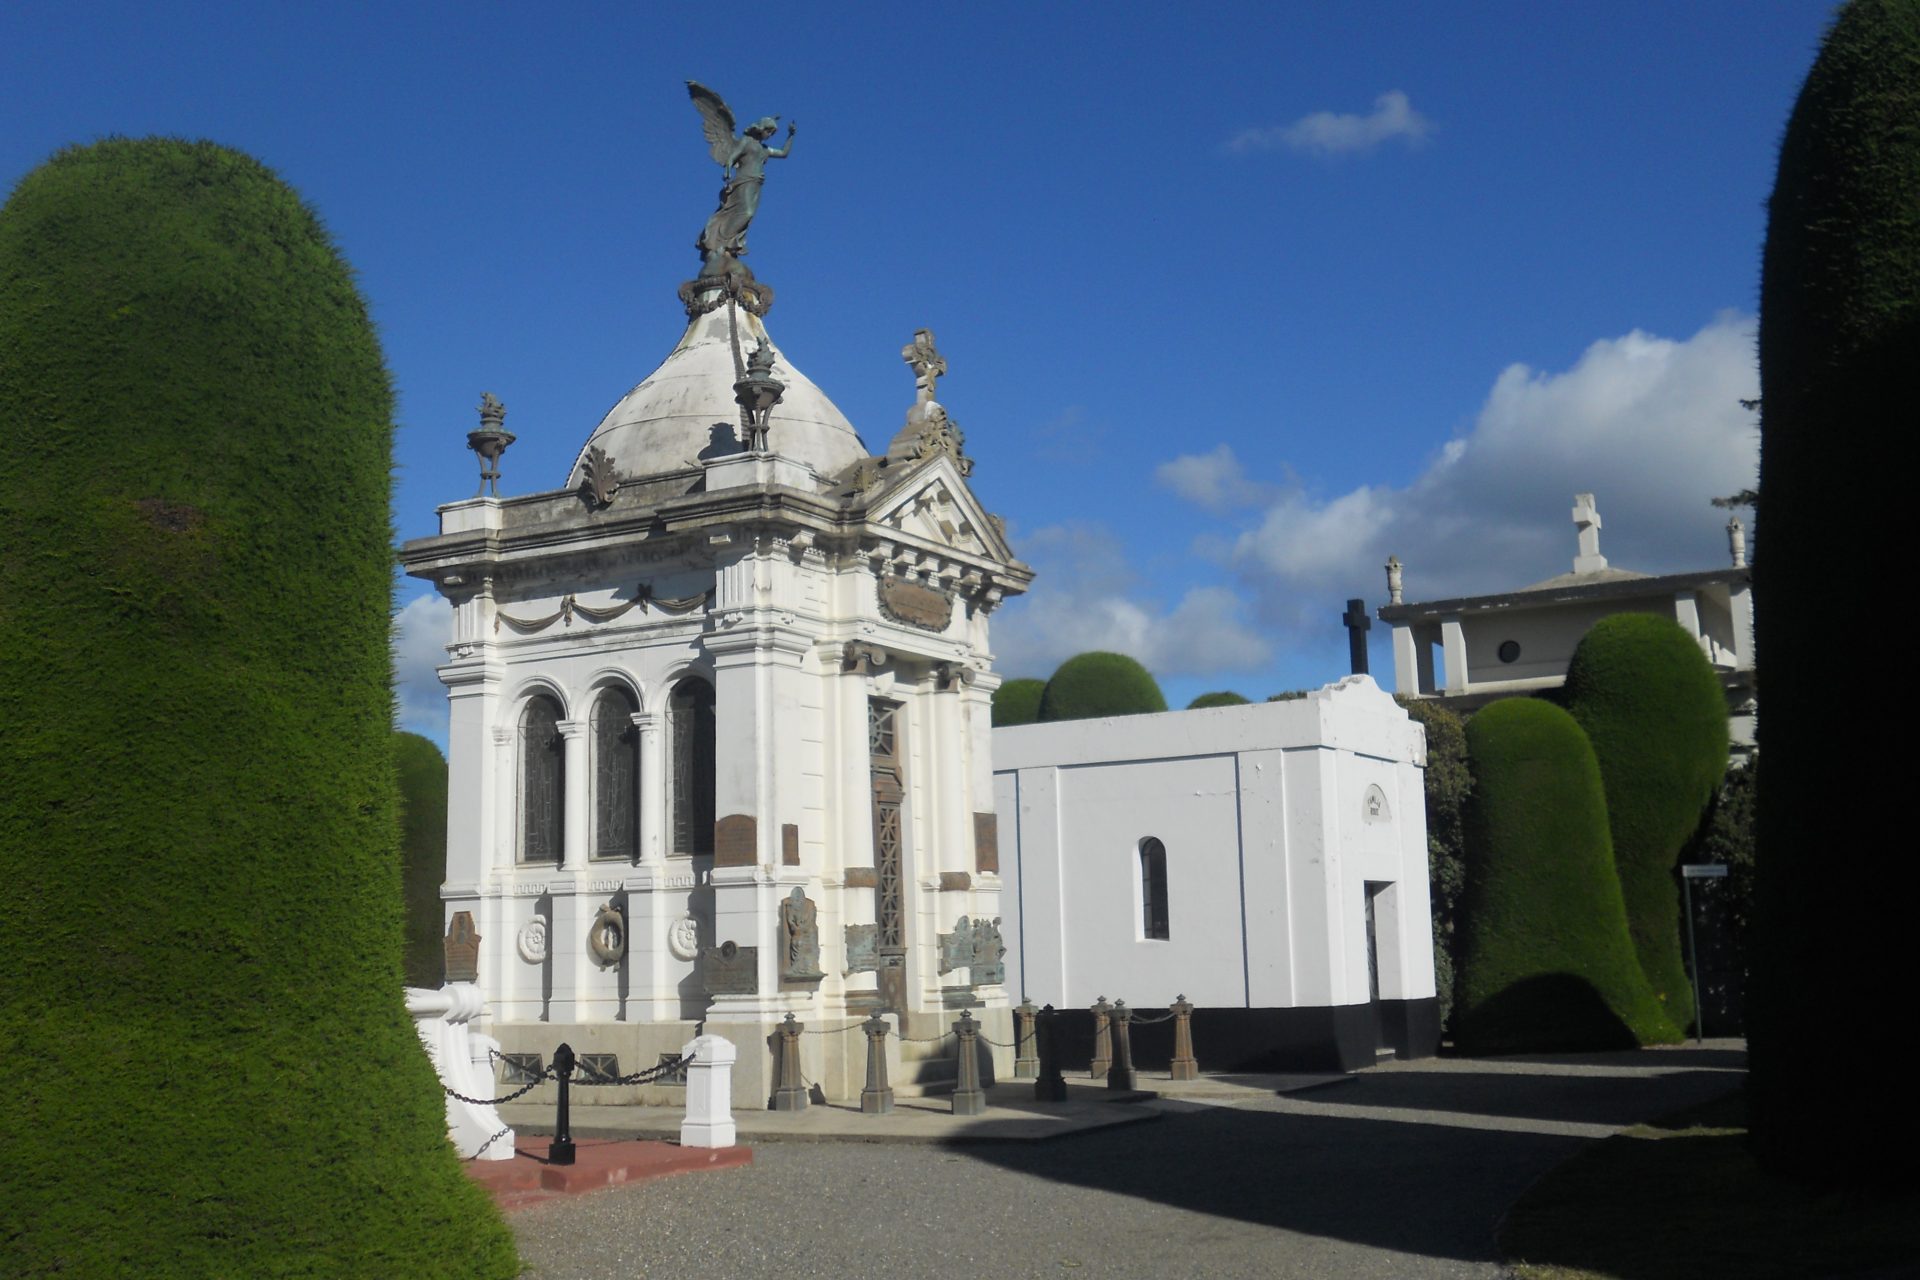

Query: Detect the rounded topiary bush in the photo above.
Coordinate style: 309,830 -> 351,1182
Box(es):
0,139 -> 517,1276
398,732 -> 450,989
1037,652 -> 1167,722
992,677 -> 1046,727
1455,698 -> 1680,1054
1188,691 -> 1251,709
1398,698 -> 1471,1033
1565,613 -> 1728,1032
1751,0 -> 1920,1186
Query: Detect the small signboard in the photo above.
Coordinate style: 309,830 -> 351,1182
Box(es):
1681,863 -> 1730,879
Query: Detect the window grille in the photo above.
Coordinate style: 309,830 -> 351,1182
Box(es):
521,696 -> 565,863
592,687 -> 640,860
1140,837 -> 1170,940
671,678 -> 716,855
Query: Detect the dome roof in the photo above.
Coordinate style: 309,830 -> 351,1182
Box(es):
566,304 -> 868,489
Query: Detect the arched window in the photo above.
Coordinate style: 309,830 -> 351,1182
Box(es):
670,677 -> 716,856
592,686 -> 640,861
1140,837 -> 1169,940
521,695 -> 565,863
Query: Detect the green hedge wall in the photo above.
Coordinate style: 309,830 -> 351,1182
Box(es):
991,677 -> 1046,727
398,733 -> 450,990
0,139 -> 517,1276
1037,652 -> 1167,721
1752,0 -> 1920,1186
1398,698 -> 1471,1034
1455,698 -> 1681,1054
1565,614 -> 1728,1032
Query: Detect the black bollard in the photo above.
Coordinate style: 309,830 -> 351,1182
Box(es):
1107,1000 -> 1137,1091
1034,1003 -> 1068,1102
549,1041 -> 577,1165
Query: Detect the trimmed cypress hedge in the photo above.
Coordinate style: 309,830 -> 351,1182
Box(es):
991,677 -> 1046,727
1037,652 -> 1167,721
0,139 -> 518,1275
1187,690 -> 1251,709
398,732 -> 450,990
1455,698 -> 1680,1054
1565,614 -> 1728,1032
1752,0 -> 1920,1186
1398,698 -> 1471,1033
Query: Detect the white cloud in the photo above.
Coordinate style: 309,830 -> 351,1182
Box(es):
1229,90 -> 1434,156
1165,311 -> 1759,624
392,591 -> 452,744
1155,444 -> 1275,512
990,523 -> 1272,682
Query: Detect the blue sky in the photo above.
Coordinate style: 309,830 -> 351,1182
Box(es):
3,2 -> 1830,741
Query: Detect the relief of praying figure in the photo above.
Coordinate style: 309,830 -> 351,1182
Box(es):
780,886 -> 824,981
688,81 -> 797,279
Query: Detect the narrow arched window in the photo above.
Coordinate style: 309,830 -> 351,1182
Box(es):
670,677 -> 716,856
521,695 -> 565,863
1140,837 -> 1169,940
592,686 -> 640,861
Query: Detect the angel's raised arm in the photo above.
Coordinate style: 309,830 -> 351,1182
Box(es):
686,81 -> 737,168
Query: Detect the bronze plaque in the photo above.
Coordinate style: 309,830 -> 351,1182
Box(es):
782,822 -> 800,866
713,813 -> 757,867
974,812 -> 999,874
878,576 -> 953,631
702,941 -> 759,996
843,866 -> 878,889
443,911 -> 480,983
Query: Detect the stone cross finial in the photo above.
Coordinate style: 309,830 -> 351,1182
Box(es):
902,328 -> 945,415
1385,555 -> 1404,605
1727,514 -> 1747,569
1571,493 -> 1608,574
1342,598 -> 1371,675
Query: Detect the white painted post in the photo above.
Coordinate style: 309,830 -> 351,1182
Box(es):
679,1034 -> 738,1149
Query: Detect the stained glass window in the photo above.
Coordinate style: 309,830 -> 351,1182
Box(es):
592,687 -> 639,861
521,695 -> 564,863
1140,837 -> 1169,940
671,677 -> 715,855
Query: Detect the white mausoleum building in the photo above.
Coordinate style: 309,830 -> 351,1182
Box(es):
994,676 -> 1440,1072
400,284 -> 1031,1107
1379,494 -> 1756,748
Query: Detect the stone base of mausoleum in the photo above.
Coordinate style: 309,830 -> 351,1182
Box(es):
1043,1000 -> 1440,1076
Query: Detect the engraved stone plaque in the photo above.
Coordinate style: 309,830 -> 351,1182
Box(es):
713,813 -> 757,867
702,940 -> 759,996
877,576 -> 954,631
843,922 -> 879,974
781,822 -> 800,867
443,911 -> 481,983
973,812 -> 999,874
938,871 -> 972,892
843,867 -> 879,889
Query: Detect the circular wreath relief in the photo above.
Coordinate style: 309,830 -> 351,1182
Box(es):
668,914 -> 701,961
517,914 -> 550,964
588,903 -> 627,966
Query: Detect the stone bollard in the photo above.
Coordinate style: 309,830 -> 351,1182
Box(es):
679,1034 -> 737,1149
1034,1003 -> 1068,1102
861,1014 -> 895,1116
549,1041 -> 577,1165
1090,996 -> 1113,1079
1014,999 -> 1040,1079
1169,994 -> 1199,1081
1107,1000 -> 1137,1091
951,1010 -> 987,1116
769,1012 -> 809,1112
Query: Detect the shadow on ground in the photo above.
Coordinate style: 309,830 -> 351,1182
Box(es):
952,1056 -> 1743,1266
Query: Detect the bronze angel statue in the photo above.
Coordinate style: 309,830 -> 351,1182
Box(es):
687,81 -> 796,278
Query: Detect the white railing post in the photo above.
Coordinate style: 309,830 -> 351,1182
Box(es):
679,1033 -> 738,1149
405,982 -> 515,1161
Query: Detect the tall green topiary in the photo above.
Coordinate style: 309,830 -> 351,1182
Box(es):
398,732 -> 450,990
1455,698 -> 1680,1054
1752,0 -> 1920,1187
1187,690 -> 1251,709
1037,651 -> 1168,721
1564,614 -> 1729,1032
0,140 -> 518,1275
1398,698 -> 1472,1033
991,677 -> 1046,727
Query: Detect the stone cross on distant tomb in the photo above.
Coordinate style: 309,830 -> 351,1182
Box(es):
1572,492 -> 1608,574
1342,598 -> 1371,675
901,328 -> 945,422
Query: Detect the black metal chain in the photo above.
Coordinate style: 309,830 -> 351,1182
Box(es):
575,1053 -> 694,1087
443,1070 -> 553,1107
1128,1010 -> 1177,1025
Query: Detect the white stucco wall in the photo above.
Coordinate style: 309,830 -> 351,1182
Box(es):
993,675 -> 1434,1013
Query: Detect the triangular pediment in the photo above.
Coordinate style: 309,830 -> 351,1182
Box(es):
866,455 -> 1012,563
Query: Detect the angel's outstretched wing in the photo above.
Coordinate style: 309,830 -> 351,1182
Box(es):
686,81 -> 737,167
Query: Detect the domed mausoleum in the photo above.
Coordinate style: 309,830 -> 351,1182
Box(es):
400,94 -> 1031,1107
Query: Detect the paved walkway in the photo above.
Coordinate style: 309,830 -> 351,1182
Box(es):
509,1041 -> 1746,1279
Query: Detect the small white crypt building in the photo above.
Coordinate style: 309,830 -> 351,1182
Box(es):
401,287 -> 1032,1108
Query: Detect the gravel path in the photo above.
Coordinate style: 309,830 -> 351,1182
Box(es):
511,1043 -> 1745,1279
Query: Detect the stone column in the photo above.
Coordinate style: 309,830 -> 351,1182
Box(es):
860,1014 -> 894,1115
1440,616 -> 1468,694
1391,624 -> 1420,698
558,719 -> 589,872
634,710 -> 664,865
1673,590 -> 1705,652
